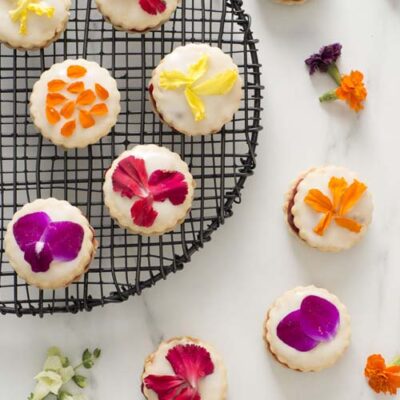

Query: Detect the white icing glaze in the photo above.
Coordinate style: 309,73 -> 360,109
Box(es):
30,59 -> 121,149
151,44 -> 243,136
95,0 -> 179,32
265,286 -> 351,372
291,166 -> 373,252
4,198 -> 96,290
0,0 -> 70,50
103,144 -> 195,236
142,337 -> 227,400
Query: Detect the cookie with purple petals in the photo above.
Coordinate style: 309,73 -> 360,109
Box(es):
4,198 -> 97,289
264,286 -> 351,372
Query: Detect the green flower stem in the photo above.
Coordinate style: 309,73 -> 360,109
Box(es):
319,89 -> 338,103
391,356 -> 400,366
327,63 -> 342,86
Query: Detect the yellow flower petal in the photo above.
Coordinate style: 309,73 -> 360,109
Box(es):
304,189 -> 333,213
335,217 -> 363,233
192,70 -> 238,96
188,54 -> 209,81
338,179 -> 367,216
185,86 -> 205,122
328,176 -> 348,210
159,70 -> 194,90
314,212 -> 333,236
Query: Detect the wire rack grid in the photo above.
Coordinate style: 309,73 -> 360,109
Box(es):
0,0 -> 263,316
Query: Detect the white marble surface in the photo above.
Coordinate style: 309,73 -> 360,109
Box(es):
1,0 -> 399,398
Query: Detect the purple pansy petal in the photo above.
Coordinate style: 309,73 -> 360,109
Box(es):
277,310 -> 319,352
299,295 -> 340,342
23,242 -> 53,273
305,43 -> 342,74
13,212 -> 51,251
45,221 -> 84,261
149,170 -> 188,205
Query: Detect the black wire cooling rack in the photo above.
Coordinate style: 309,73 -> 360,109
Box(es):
0,0 -> 263,316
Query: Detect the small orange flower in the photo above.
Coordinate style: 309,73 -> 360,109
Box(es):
304,176 -> 367,236
365,354 -> 400,395
336,70 -> 367,112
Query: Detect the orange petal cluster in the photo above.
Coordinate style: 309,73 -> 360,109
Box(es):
365,354 -> 400,395
336,70 -> 367,112
45,65 -> 109,137
304,176 -> 367,236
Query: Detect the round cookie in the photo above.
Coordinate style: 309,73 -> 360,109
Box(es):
142,337 -> 227,400
284,166 -> 373,252
95,0 -> 180,32
103,144 -> 195,236
264,286 -> 351,372
4,198 -> 97,290
0,0 -> 71,50
30,59 -> 121,149
150,43 -> 243,136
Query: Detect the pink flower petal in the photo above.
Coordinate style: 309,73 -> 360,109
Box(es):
112,156 -> 149,199
276,310 -> 319,352
166,344 -> 214,387
13,212 -> 50,251
23,242 -> 53,273
299,295 -> 340,342
130,197 -> 158,228
149,170 -> 188,206
144,375 -> 186,400
174,386 -> 201,400
139,0 -> 167,15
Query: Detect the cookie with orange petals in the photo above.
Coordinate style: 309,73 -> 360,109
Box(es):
284,166 -> 373,252
30,59 -> 121,149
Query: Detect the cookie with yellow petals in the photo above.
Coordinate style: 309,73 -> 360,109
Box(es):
284,166 -> 373,252
30,59 -> 121,149
150,44 -> 243,136
0,0 -> 71,50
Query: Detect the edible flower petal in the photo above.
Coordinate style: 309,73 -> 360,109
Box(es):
144,344 -> 214,400
192,70 -> 239,96
61,120 -> 76,137
139,0 -> 167,15
335,70 -> 367,112
67,82 -> 85,94
184,86 -> 205,122
365,354 -> 400,395
48,80 -> 67,93
305,43 -> 342,75
34,371 -> 63,396
130,197 -> 158,228
76,90 -> 96,106
46,106 -> 61,125
149,170 -> 189,205
95,84 -> 109,100
67,65 -> 87,79
79,110 -> 95,129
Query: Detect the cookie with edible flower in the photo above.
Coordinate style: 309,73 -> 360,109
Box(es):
95,0 -> 180,33
149,43 -> 243,136
4,198 -> 97,290
30,59 -> 121,149
284,166 -> 373,252
142,337 -> 227,400
264,286 -> 351,372
0,0 -> 71,50
103,144 -> 195,236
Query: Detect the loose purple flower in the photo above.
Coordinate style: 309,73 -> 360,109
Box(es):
305,43 -> 342,75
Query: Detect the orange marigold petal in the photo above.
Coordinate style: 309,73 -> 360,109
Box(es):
48,79 -> 67,92
61,120 -> 76,137
365,355 -> 386,377
339,179 -> 367,215
90,103 -> 108,116
67,65 -> 87,79
46,106 -> 60,125
46,93 -> 67,107
313,212 -> 333,236
304,189 -> 333,213
95,83 -> 109,100
60,101 -> 75,119
79,110 -> 95,128
328,177 -> 348,210
67,81 -> 85,94
76,89 -> 96,106
335,217 -> 362,233
336,70 -> 367,112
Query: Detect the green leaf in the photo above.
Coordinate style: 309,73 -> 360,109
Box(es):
82,349 -> 91,363
93,348 -> 101,359
28,394 -> 34,400
61,357 -> 70,368
58,391 -> 73,400
72,374 -> 87,389
392,356 -> 400,366
82,360 -> 94,369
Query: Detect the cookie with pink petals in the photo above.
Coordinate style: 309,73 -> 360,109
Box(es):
4,198 -> 97,290
95,0 -> 180,32
142,337 -> 227,400
103,144 -> 195,236
264,286 -> 351,372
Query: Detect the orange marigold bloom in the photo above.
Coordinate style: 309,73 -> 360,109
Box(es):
336,70 -> 367,112
365,354 -> 400,395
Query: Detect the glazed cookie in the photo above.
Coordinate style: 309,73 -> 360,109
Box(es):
142,337 -> 227,400
284,166 -> 373,252
0,0 -> 71,50
277,0 -> 306,4
104,145 -> 195,236
95,0 -> 180,32
4,198 -> 97,290
264,286 -> 351,372
30,59 -> 121,149
150,43 -> 243,136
